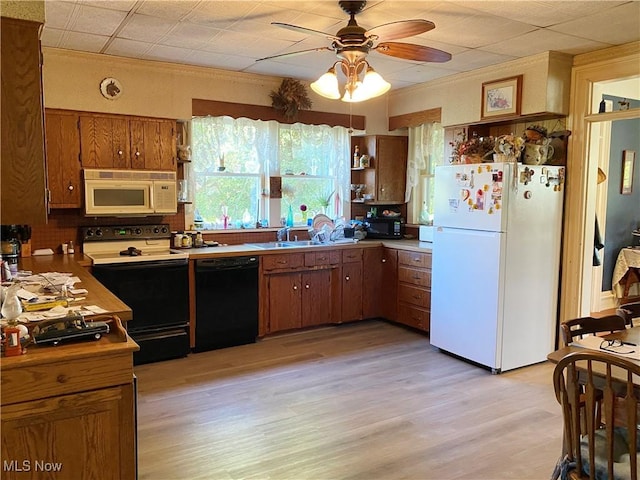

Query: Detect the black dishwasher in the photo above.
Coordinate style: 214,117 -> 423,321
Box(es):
194,256 -> 259,353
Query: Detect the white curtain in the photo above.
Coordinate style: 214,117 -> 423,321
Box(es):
188,116 -> 349,221
405,122 -> 444,223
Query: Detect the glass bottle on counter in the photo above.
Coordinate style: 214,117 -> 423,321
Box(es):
194,232 -> 204,247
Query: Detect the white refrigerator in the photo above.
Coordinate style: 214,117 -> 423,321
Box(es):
430,162 -> 565,373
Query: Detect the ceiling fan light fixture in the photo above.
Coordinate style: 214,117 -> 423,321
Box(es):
310,66 -> 341,99
361,66 -> 390,97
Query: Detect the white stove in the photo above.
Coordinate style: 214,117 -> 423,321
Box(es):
82,224 -> 189,265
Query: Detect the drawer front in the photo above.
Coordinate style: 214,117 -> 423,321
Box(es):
2,353 -> 133,405
262,253 -> 304,271
342,248 -> 363,264
398,251 -> 432,268
305,250 -> 340,267
398,284 -> 431,308
397,304 -> 430,331
398,266 -> 431,287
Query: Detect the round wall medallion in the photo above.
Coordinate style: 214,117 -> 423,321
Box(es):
100,77 -> 122,100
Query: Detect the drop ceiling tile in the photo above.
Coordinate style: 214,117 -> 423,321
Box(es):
77,0 -> 136,11
44,1 -> 77,30
40,27 -> 65,47
66,3 -> 128,36
451,1 -> 626,27
445,49 -> 517,72
135,0 -> 199,21
548,2 -> 640,45
144,44 -> 197,64
162,22 -> 222,50
188,50 -> 256,71
60,30 -> 110,52
386,63 -> 461,84
185,1 -> 257,29
105,37 -> 152,58
118,13 -> 177,43
484,28 -> 609,57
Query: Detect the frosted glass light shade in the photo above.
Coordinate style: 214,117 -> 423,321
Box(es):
310,69 -> 341,99
361,67 -> 390,97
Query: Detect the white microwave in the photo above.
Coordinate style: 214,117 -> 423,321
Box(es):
84,169 -> 177,217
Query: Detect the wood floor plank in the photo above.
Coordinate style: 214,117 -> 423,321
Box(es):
135,320 -> 562,479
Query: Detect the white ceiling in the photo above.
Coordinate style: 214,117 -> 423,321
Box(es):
42,0 -> 640,90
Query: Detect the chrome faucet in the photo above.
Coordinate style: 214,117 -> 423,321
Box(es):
276,226 -> 291,242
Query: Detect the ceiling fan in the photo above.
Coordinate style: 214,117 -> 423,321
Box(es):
257,0 -> 452,102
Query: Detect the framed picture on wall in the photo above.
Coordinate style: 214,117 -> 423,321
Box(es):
621,150 -> 635,194
481,75 -> 522,120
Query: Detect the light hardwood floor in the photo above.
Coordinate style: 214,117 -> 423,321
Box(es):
134,320 -> 562,479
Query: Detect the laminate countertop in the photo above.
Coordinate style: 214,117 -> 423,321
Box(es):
185,238 -> 432,259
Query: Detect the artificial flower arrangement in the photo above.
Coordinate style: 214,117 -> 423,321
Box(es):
450,133 -> 496,163
494,134 -> 525,159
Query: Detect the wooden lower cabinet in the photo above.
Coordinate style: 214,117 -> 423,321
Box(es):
363,247 -> 398,320
1,340 -> 138,480
1,384 -> 134,480
397,250 -> 432,332
263,253 -> 334,334
341,249 -> 363,322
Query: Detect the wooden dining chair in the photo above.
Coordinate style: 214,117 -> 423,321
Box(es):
552,351 -> 640,480
617,302 -> 640,327
561,315 -> 628,347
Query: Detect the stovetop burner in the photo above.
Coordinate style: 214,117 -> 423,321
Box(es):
81,223 -> 189,265
120,247 -> 142,257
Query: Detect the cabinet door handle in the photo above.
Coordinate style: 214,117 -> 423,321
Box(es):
413,275 -> 421,280
293,285 -> 298,290
67,183 -> 74,191
117,149 -> 123,156
305,284 -> 310,289
277,260 -> 288,265
413,294 -> 422,300
135,150 -> 141,157
381,258 -> 386,263
345,275 -> 350,281
413,257 -> 421,262
318,256 -> 327,261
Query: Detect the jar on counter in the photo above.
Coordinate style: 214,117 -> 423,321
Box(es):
194,232 -> 204,248
181,233 -> 192,248
173,231 -> 184,248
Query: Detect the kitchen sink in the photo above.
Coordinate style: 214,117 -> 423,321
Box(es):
247,239 -> 357,249
247,240 -> 317,249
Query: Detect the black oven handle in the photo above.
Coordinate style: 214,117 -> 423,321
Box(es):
93,259 -> 188,271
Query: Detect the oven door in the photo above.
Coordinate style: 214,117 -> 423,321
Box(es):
91,258 -> 189,332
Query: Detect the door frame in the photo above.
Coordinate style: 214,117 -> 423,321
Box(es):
560,42 -> 640,322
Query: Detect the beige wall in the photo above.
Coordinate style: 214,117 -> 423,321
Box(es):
42,48 -> 387,132
388,51 -> 573,127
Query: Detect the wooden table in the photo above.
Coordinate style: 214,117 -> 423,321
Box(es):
612,247 -> 640,304
547,326 -> 640,366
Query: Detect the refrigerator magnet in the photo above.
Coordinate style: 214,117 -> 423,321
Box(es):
476,189 -> 485,210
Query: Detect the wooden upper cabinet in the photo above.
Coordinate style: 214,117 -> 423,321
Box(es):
130,119 -> 176,170
352,135 -> 408,205
1,17 -> 47,224
80,113 -> 176,171
45,110 -> 82,208
374,136 -> 407,203
80,115 -> 130,169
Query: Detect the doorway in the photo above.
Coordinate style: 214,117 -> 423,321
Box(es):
559,42 -> 640,323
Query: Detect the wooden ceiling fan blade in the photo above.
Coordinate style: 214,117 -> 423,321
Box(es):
375,42 -> 451,63
366,20 -> 435,41
256,46 -> 333,62
272,22 -> 340,41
